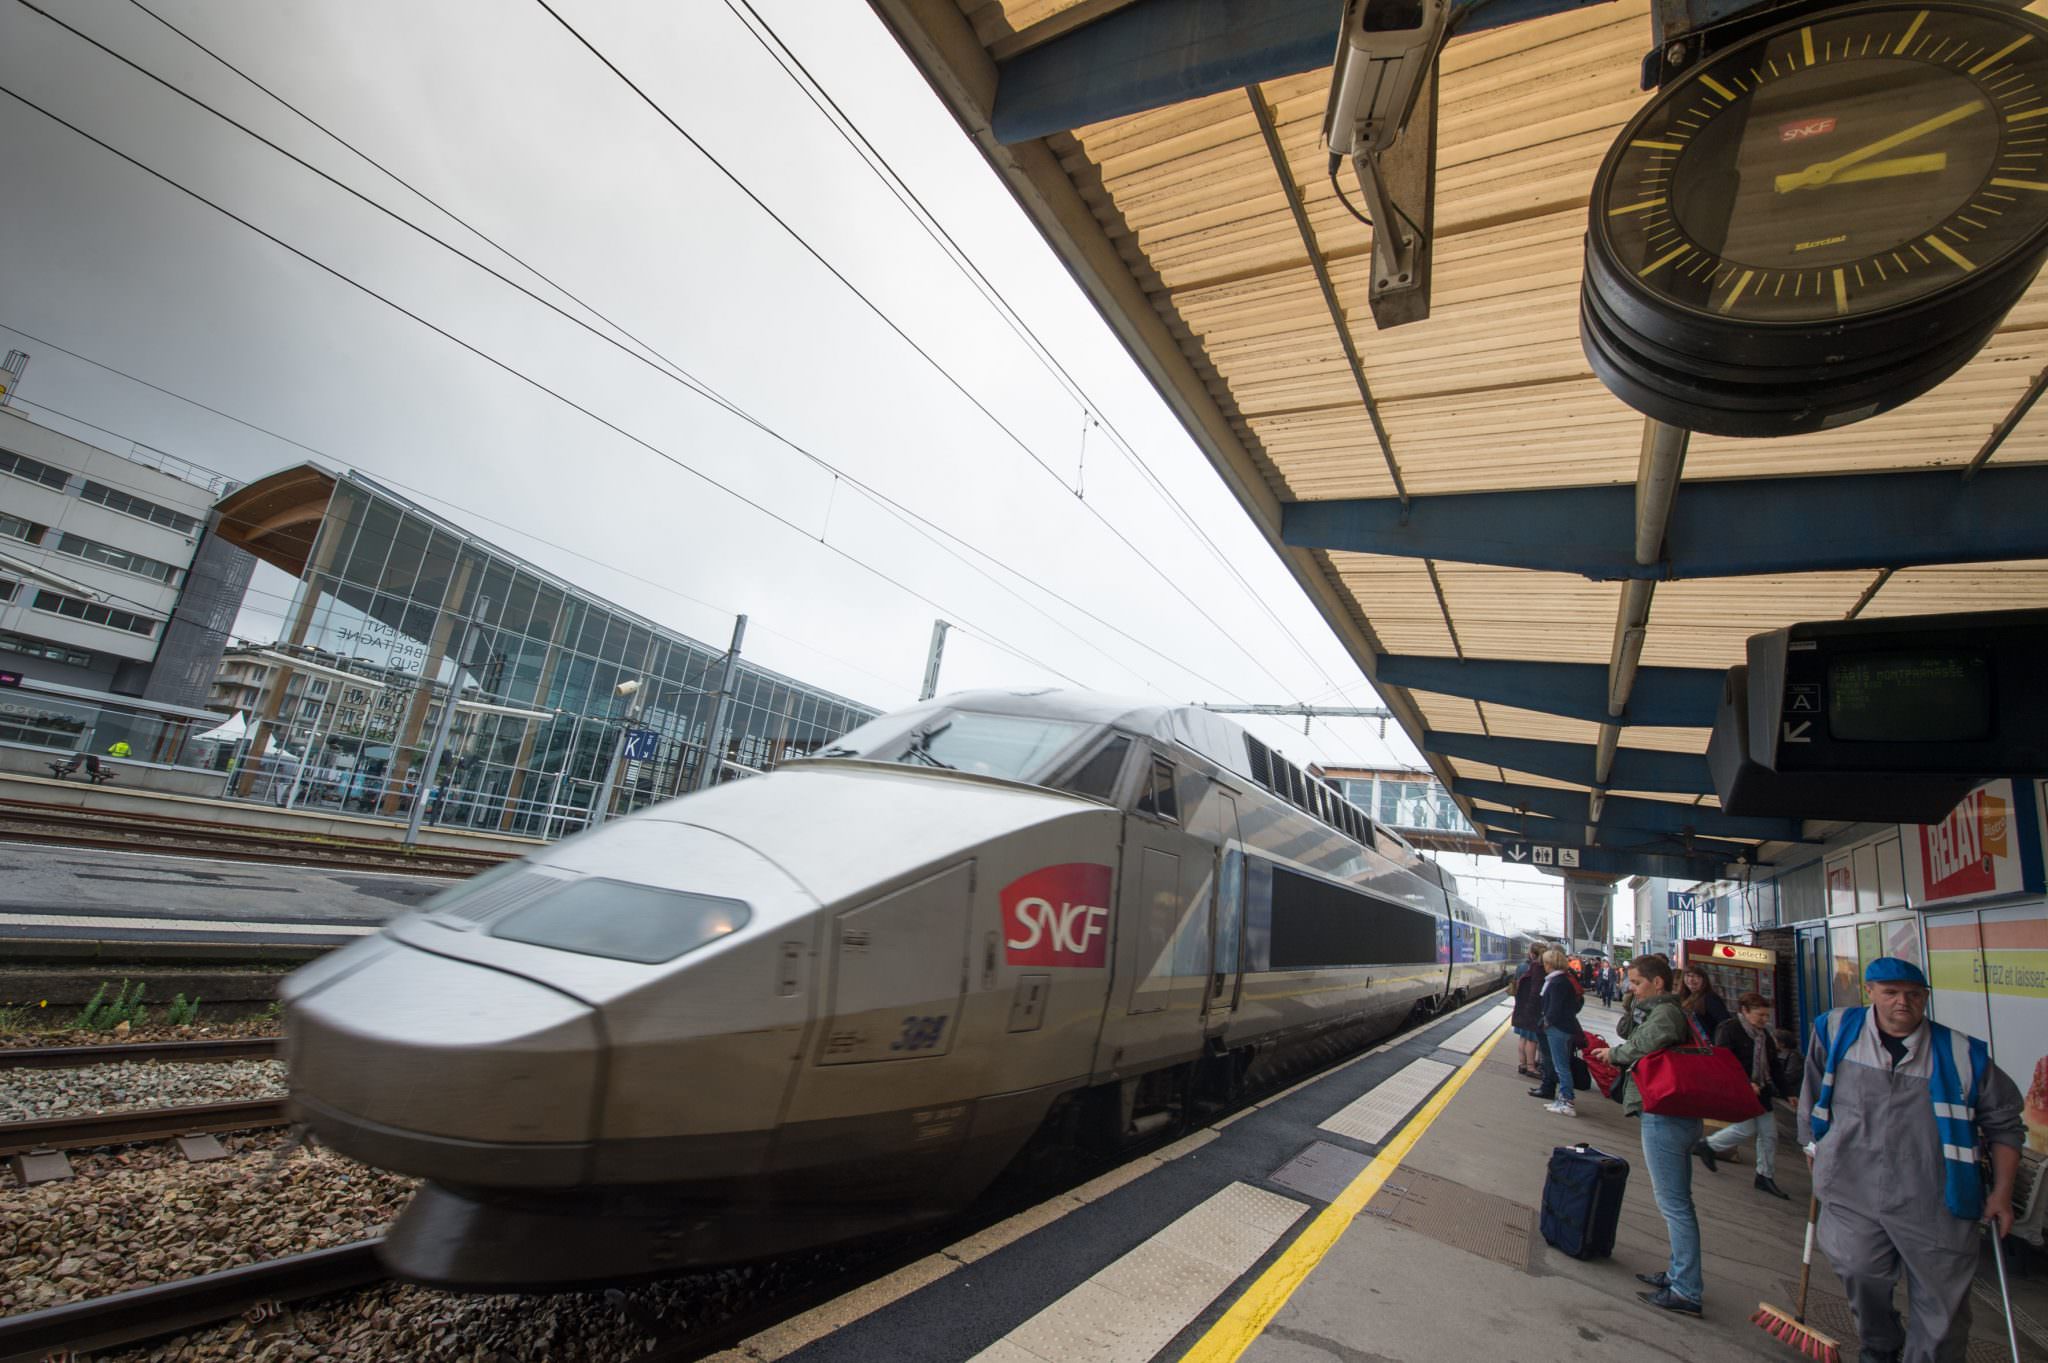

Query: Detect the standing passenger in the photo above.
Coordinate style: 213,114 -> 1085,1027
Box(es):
1694,992 -> 1789,1198
1799,957 -> 2023,1363
1540,947 -> 1583,1117
1597,960 -> 1618,1007
1591,955 -> 1705,1317
1511,943 -> 1546,1079
1679,966 -> 1732,1037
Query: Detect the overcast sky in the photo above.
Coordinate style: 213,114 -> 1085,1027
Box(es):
0,0 -> 1575,932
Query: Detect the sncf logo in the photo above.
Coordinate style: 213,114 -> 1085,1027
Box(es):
1780,116 -> 1837,142
1002,863 -> 1112,968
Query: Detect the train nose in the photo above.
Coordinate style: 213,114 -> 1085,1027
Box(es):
284,939 -> 602,1186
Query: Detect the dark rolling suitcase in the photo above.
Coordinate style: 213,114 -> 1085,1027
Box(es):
1540,1142 -> 1628,1260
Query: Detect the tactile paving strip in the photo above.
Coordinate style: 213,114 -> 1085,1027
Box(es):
1438,1006 -> 1511,1055
1362,1166 -> 1535,1272
1781,1279 -> 2048,1363
1318,1056 -> 1454,1145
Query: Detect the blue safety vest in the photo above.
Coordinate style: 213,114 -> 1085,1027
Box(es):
1809,1006 -> 1990,1221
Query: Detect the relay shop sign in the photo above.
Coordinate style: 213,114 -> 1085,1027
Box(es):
1002,863 -> 1112,968
1902,779 -> 2023,905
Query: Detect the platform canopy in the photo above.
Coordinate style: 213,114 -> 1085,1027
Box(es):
871,0 -> 2048,881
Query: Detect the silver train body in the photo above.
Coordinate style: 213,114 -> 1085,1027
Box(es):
283,691 -> 1525,1287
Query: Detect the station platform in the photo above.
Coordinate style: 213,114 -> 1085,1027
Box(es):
707,993 -> 2048,1363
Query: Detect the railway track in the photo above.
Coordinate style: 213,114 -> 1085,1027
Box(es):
0,1036 -> 283,1070
0,800 -> 514,876
0,1097 -> 288,1158
0,1241 -> 386,1363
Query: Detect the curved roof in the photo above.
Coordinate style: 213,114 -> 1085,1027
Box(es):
871,0 -> 2048,881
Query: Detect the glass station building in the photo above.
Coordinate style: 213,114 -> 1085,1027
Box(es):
213,464 -> 877,837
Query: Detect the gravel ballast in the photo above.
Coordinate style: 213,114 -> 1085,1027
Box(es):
0,1059 -> 288,1123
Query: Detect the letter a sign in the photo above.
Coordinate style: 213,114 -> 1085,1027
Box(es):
1002,863 -> 1113,968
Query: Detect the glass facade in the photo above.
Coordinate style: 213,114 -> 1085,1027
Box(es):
233,474 -> 877,837
1330,773 -> 1475,836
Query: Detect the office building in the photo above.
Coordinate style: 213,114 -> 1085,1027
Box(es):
0,405 -> 253,707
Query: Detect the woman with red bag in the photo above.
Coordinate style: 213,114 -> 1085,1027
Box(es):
1590,954 -> 1705,1318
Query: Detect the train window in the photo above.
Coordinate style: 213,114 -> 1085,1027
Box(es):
1267,865 -> 1436,968
490,879 -> 749,964
887,712 -> 1087,781
1135,757 -> 1180,822
1060,735 -> 1131,802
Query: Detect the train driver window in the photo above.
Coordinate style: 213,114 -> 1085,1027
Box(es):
1135,757 -> 1180,823
1059,735 -> 1131,802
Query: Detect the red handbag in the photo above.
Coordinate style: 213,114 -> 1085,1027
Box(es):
1631,1045 -> 1766,1121
1582,1031 -> 1621,1099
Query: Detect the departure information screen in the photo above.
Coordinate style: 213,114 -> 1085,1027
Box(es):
1826,651 -> 1993,742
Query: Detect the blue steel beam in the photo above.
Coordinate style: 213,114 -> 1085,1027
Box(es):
1280,465 -> 2048,580
1376,655 -> 1724,727
1455,777 -> 1804,841
1474,809 -> 1759,863
1423,730 -> 1715,795
990,0 -> 1617,143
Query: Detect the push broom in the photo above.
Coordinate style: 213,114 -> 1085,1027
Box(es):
1753,1194 -> 1843,1363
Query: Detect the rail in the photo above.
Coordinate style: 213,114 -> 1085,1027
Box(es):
0,1241 -> 384,1363
0,800 -> 511,875
0,1036 -> 282,1070
0,1097 -> 288,1156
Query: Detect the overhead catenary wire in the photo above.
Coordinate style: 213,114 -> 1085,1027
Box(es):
5,1 -> 1234,705
719,0 -> 1351,697
528,0 -> 1309,706
0,85 -> 1115,699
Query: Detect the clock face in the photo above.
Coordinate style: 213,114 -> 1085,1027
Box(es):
1593,2 -> 2048,325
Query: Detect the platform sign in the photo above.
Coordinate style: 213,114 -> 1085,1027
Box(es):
1533,846 -> 1554,865
621,727 -> 660,761
1558,848 -> 1580,868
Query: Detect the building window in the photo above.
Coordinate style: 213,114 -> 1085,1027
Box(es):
0,578 -> 16,603
0,630 -> 93,666
78,481 -> 202,536
30,589 -> 160,637
0,448 -> 69,491
0,511 -> 39,544
52,533 -> 180,584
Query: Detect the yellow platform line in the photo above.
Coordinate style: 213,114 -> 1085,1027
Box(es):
1178,1016 -> 1512,1363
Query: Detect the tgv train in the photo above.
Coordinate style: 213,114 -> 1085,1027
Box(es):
282,690 -> 1527,1288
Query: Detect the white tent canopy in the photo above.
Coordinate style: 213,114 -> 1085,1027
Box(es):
193,712 -> 247,744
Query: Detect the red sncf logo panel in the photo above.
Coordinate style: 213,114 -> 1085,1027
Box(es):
1002,863 -> 1113,968
1780,116 -> 1837,142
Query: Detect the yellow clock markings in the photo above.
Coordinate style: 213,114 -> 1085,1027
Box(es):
1608,197 -> 1669,215
1971,34 -> 2033,73
1631,139 -> 1685,150
2008,104 -> 2048,121
1992,175 -> 2048,187
1854,263 -> 1867,287
1733,273 -> 1757,303
1960,212 -> 1990,227
1873,256 -> 1889,281
1896,11 -> 1929,54
1925,233 -> 1977,268
1638,244 -> 1693,277
1803,27 -> 1818,64
1928,37 -> 1954,60
1834,269 -> 1850,312
1700,74 -> 1737,99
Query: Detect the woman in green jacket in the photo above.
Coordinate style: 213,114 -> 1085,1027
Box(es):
1591,954 -> 1703,1317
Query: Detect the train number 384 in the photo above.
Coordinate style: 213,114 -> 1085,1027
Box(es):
891,1015 -> 949,1052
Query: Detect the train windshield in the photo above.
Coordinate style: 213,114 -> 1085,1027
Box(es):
822,710 -> 1090,783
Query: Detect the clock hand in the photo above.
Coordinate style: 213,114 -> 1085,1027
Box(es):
1774,100 -> 1982,192
1781,151 -> 1950,189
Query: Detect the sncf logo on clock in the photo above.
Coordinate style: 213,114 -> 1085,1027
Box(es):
1779,116 -> 1838,142
1002,864 -> 1112,968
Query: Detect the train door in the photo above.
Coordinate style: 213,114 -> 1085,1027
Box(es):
1205,789 -> 1245,1028
1101,754 -> 1207,1075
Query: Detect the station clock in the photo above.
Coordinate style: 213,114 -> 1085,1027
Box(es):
1582,0 -> 2048,436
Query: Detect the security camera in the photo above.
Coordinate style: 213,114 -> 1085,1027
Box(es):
1322,0 -> 1449,158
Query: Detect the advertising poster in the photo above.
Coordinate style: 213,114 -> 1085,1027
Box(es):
1929,905 -> 2048,1155
1900,780 -> 2023,906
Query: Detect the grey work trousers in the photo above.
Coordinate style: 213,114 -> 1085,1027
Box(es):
1816,1201 -> 1976,1363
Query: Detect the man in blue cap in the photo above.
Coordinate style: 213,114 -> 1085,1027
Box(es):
1798,956 -> 2025,1363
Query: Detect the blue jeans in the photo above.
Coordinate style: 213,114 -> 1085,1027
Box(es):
1544,1027 -> 1576,1103
1640,1112 -> 1705,1304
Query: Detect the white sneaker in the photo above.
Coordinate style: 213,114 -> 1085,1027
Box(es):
1547,1101 -> 1578,1117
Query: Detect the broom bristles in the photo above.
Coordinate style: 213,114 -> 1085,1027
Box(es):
1752,1301 -> 1842,1363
